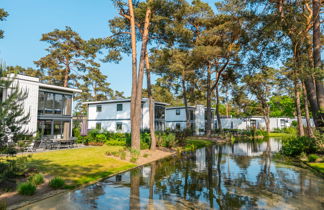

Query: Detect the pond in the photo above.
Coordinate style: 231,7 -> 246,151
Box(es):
22,138 -> 324,210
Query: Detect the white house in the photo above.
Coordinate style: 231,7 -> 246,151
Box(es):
165,105 -> 215,135
216,116 -> 315,131
1,74 -> 81,139
84,98 -> 168,133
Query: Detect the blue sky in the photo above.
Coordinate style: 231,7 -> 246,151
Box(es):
0,0 -> 134,96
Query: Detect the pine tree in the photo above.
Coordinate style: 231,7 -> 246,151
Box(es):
7,66 -> 43,78
0,8 -> 8,39
0,64 -> 30,148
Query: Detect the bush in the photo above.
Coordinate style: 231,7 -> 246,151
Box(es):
280,136 -> 317,157
49,177 -> 65,189
96,133 -> 106,143
0,156 -> 30,183
105,140 -> 126,146
156,133 -> 177,148
17,182 -> 36,195
308,154 -> 319,162
28,174 -> 44,185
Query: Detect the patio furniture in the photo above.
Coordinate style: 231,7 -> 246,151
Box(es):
25,140 -> 41,152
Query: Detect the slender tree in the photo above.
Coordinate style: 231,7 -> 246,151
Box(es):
0,8 -> 8,39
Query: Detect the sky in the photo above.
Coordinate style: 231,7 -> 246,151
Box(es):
0,0 -> 134,96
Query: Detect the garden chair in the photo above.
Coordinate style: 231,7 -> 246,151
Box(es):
25,140 -> 41,152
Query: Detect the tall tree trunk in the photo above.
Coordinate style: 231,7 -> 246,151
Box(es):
145,53 -> 156,150
181,75 -> 190,129
63,60 -> 70,87
206,66 -> 212,137
264,105 -> 270,134
303,82 -> 315,137
313,0 -> 324,131
215,83 -> 222,132
128,0 -> 139,149
132,1 -> 152,150
294,79 -> 305,136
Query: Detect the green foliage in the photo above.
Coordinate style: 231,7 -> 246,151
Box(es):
156,132 -> 177,148
0,156 -> 30,183
0,8 -> 8,39
280,136 -> 317,157
0,199 -> 6,210
308,154 -> 319,162
130,157 -> 138,163
28,174 -> 44,186
273,127 -> 297,135
143,153 -> 149,158
269,96 -> 295,118
17,182 -> 36,196
49,177 -> 65,189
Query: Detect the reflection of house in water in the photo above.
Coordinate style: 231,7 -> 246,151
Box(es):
217,139 -> 281,157
195,148 -> 207,172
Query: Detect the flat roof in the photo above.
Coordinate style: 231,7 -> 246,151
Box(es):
167,106 -> 215,110
83,98 -> 169,106
12,74 -> 81,93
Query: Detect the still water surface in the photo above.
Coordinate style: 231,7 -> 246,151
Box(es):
23,138 -> 324,209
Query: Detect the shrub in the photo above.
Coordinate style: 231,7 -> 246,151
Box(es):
17,182 -> 36,195
280,136 -> 317,157
130,157 -> 137,163
143,153 -> 149,158
49,177 -> 65,189
156,133 -> 177,148
96,133 -> 106,143
105,140 -> 126,146
119,150 -> 126,160
28,174 -> 44,185
0,156 -> 30,183
308,154 -> 319,162
0,200 -> 7,210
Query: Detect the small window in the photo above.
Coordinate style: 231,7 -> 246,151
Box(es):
117,104 -> 123,111
96,122 -> 101,130
96,105 -> 102,112
176,123 -> 181,130
116,122 -> 122,131
176,109 -> 180,115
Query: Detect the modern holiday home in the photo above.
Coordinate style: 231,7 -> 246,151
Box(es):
216,116 -> 314,131
84,98 -> 168,133
165,105 -> 215,135
1,74 -> 81,139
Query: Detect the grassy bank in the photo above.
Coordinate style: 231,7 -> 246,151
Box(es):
308,163 -> 324,174
28,145 -> 135,187
268,133 -> 294,138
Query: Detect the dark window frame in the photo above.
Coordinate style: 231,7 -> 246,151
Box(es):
116,122 -> 122,131
96,105 -> 102,112
96,122 -> 102,130
176,109 -> 180,115
117,104 -> 123,111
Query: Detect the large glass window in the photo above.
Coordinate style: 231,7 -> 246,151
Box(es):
154,105 -> 165,120
54,94 -> 63,115
63,95 -> 72,116
37,120 -> 71,139
38,91 -> 72,116
44,93 -> 54,114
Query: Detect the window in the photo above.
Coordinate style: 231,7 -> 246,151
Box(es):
44,92 -> 54,114
38,91 -> 72,116
54,94 -> 63,115
63,95 -> 72,116
96,122 -> 102,130
117,104 -> 123,111
176,109 -> 180,115
176,123 -> 181,130
280,119 -> 286,128
116,122 -> 122,131
96,105 -> 102,112
250,120 -> 257,128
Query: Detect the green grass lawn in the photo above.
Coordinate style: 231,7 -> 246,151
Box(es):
27,146 -> 135,187
308,162 -> 324,174
268,133 -> 294,138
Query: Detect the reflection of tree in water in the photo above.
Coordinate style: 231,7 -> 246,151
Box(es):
256,139 -> 275,190
130,168 -> 141,210
75,183 -> 105,209
232,155 -> 252,169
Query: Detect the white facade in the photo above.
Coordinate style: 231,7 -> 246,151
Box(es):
216,117 -> 315,131
2,74 -> 81,138
165,105 -> 215,135
85,99 -> 167,133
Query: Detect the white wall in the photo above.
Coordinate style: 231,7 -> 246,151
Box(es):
13,75 -> 40,135
87,100 -> 157,133
216,117 -> 315,131
195,105 -> 205,135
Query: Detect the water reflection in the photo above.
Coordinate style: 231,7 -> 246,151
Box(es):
23,138 -> 324,210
